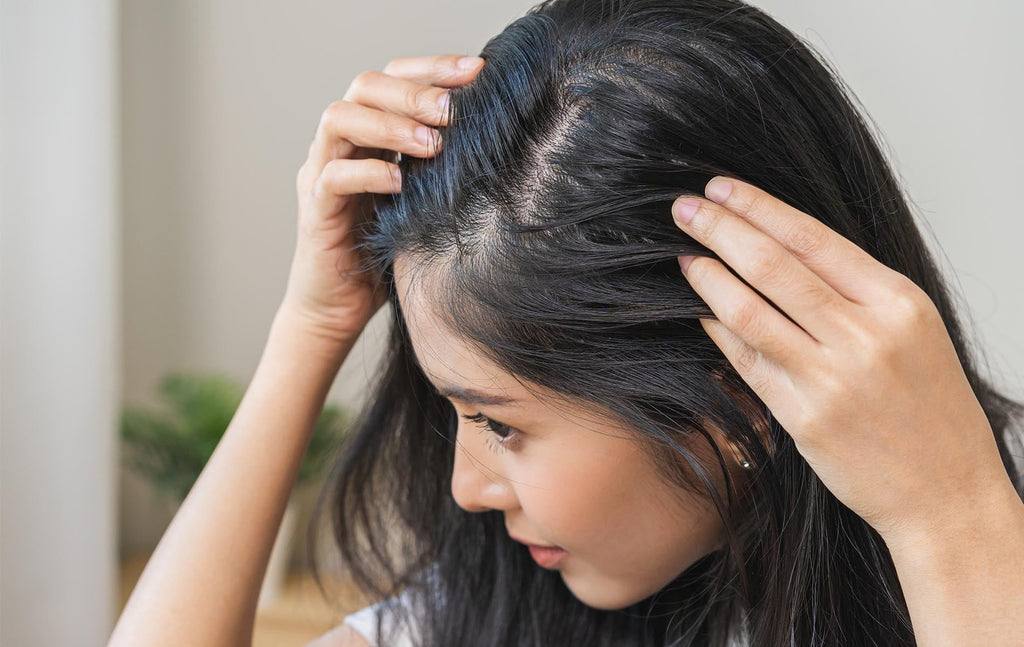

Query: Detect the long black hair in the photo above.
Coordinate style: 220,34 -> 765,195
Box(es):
307,1 -> 1024,645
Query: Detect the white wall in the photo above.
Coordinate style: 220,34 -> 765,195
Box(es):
1,1 -> 119,645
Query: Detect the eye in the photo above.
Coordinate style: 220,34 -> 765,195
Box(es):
461,412 -> 521,453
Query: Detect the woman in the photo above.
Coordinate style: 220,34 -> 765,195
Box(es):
109,1 -> 1024,646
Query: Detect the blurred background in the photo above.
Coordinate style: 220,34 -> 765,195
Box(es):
2,0 -> 1022,645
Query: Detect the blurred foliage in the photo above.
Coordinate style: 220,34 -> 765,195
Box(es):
120,372 -> 351,503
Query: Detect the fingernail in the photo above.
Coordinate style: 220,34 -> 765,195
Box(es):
679,255 -> 695,272
706,178 -> 733,203
459,56 -> 484,73
415,126 -> 435,146
437,91 -> 451,113
673,197 -> 700,225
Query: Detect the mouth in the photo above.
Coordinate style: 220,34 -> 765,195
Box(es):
507,530 -> 569,569
526,544 -> 568,569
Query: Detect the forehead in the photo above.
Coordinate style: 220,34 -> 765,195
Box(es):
392,254 -> 528,403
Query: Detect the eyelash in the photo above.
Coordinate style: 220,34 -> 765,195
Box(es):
460,412 -> 521,454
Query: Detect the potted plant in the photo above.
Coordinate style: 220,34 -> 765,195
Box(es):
120,371 -> 351,609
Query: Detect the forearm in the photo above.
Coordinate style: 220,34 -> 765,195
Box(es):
109,306 -> 356,647
884,479 -> 1024,646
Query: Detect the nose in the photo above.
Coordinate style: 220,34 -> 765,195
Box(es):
450,421 -> 518,514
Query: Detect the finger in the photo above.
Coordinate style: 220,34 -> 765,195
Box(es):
381,54 -> 485,86
308,100 -> 443,177
673,195 -> 858,346
344,69 -> 454,129
313,158 -> 402,211
697,316 -> 781,409
702,177 -> 897,304
680,255 -> 817,367
304,56 -> 482,182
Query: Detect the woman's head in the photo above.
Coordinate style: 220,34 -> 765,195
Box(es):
311,1 -> 1024,645
392,253 -> 743,610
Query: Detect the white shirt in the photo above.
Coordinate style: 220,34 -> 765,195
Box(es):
342,587 -> 418,647
343,586 -> 750,646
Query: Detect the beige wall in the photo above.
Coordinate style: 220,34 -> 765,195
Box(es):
119,0 -> 1024,556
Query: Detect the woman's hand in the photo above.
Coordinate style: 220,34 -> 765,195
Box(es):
282,54 -> 485,344
670,178 -> 1019,544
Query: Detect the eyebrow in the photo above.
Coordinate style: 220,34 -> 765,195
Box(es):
435,385 -> 521,407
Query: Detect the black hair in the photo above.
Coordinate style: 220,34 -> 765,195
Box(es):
307,1 -> 1024,645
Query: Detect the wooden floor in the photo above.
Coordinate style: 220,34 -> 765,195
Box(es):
118,552 -> 372,646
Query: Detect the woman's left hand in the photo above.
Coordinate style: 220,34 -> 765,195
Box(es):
670,177 -> 1016,543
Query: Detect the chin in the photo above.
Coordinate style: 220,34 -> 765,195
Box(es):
560,571 -> 648,611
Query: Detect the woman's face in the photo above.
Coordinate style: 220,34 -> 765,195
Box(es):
393,254 -> 740,611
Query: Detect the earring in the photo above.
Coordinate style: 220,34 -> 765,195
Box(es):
726,441 -> 753,470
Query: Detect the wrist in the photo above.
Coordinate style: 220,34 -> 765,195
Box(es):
881,478 -> 1024,646
883,477 -> 1024,566
270,304 -> 361,366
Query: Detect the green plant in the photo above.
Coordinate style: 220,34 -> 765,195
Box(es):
120,371 -> 351,503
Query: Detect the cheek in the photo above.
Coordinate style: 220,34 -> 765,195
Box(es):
519,435 -> 725,579
515,434 -> 665,552
512,455 -> 598,545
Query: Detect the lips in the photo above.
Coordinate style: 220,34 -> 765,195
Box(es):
507,530 -> 568,568
527,544 -> 568,569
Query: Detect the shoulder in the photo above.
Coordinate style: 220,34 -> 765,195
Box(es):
304,622 -> 371,647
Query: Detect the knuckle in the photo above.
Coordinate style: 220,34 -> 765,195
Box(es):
853,316 -> 904,368
697,207 -> 723,241
321,157 -> 346,178
739,190 -> 768,217
891,289 -> 923,318
313,161 -> 340,197
325,158 -> 364,196
887,277 -> 934,324
381,59 -> 399,76
311,175 -> 328,200
347,70 -> 378,97
320,100 -> 347,127
381,114 -> 407,143
799,280 -> 838,314
784,223 -> 830,260
747,243 -> 784,281
886,271 -> 920,297
748,370 -> 774,400
728,297 -> 762,338
441,53 -> 464,71
408,85 -> 432,114
841,316 -> 876,351
735,342 -> 762,374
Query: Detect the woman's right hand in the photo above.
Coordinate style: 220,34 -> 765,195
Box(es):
281,54 -> 486,345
